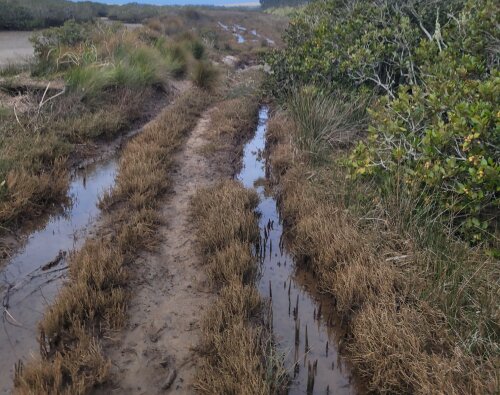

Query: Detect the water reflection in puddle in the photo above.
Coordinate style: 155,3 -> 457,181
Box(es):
234,33 -> 245,43
0,159 -> 117,394
237,107 -> 357,394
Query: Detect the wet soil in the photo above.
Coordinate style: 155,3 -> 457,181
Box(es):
69,86 -> 174,170
96,110 -> 220,394
217,20 -> 277,47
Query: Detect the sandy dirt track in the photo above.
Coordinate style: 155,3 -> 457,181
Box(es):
96,110 -> 218,394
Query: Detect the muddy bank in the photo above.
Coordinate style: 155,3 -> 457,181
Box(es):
238,106 -> 359,393
14,87 -> 212,394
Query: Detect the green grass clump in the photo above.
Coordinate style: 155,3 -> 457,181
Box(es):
66,65 -> 113,97
191,40 -> 205,60
155,39 -> 188,79
117,46 -> 168,87
191,60 -> 218,91
287,87 -> 367,162
66,44 -> 169,99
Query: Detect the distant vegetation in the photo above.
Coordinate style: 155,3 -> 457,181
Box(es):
0,0 -> 208,30
0,0 -> 106,30
259,0 -> 307,9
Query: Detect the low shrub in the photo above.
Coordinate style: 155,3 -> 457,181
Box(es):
348,1 -> 499,242
268,0 -> 499,243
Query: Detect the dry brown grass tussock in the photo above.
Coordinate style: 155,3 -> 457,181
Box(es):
265,110 -> 492,394
201,92 -> 261,175
349,298 -> 487,394
15,327 -> 108,395
101,89 -> 212,210
197,285 -> 276,395
191,180 -> 286,394
14,88 -> 212,394
210,97 -> 259,140
206,241 -> 257,288
191,180 -> 259,255
265,111 -> 295,178
0,160 -> 69,227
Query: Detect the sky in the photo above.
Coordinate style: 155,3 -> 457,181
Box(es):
72,0 -> 259,6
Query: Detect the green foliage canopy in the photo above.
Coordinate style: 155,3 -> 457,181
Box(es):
267,0 -> 499,242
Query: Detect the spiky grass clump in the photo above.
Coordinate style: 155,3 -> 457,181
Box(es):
155,38 -> 188,79
266,111 -> 497,394
191,60 -> 219,91
287,87 -> 368,162
14,88 -> 212,394
191,181 -> 287,394
191,40 -> 205,60
66,45 -> 169,100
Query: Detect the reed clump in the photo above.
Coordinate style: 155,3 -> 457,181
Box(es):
191,180 -> 286,394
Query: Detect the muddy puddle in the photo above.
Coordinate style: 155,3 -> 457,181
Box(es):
217,21 -> 246,43
0,159 -> 117,394
237,107 -> 357,394
235,33 -> 246,43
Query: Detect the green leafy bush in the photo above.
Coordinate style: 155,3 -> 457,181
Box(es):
349,0 -> 499,242
30,20 -> 94,74
266,0 -> 464,97
268,0 -> 498,242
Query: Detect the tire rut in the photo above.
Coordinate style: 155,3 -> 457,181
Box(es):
96,110 -> 218,394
